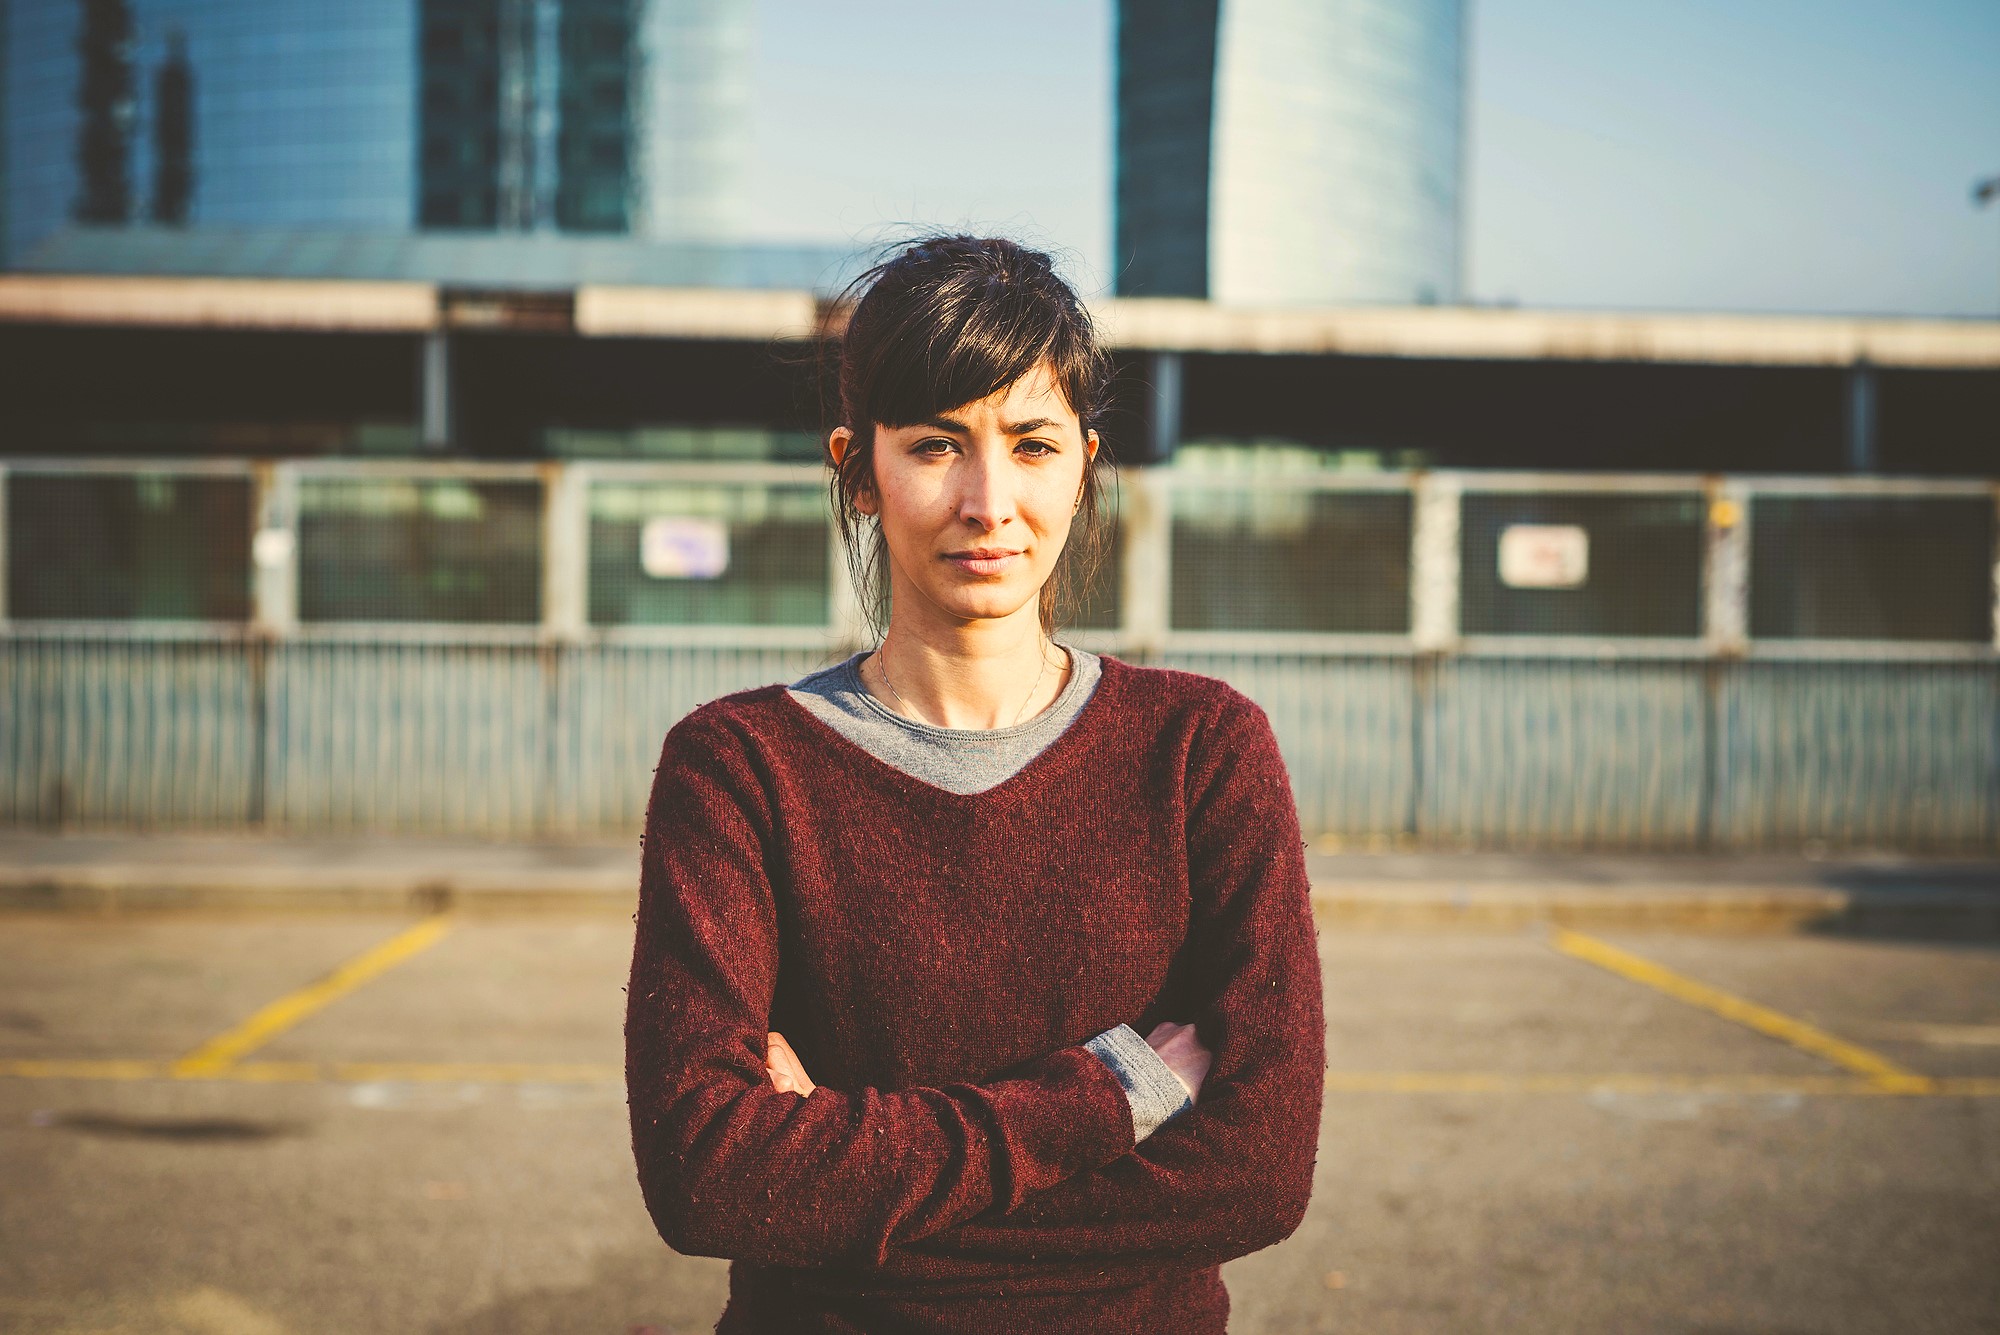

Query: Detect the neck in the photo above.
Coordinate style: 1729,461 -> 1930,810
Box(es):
865,611 -> 1070,730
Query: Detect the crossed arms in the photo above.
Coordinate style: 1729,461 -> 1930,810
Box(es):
624,693 -> 1326,1273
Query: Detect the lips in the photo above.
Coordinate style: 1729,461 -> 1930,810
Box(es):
945,551 -> 1022,576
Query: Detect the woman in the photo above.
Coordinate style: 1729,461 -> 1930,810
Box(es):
625,235 -> 1326,1334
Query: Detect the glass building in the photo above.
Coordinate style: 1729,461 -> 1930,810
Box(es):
1115,0 -> 1466,307
2,0 -> 750,266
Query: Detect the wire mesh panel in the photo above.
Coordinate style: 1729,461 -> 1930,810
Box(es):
1460,491 -> 1705,638
6,473 -> 252,620
297,476 -> 543,623
1749,495 -> 1994,641
1171,487 -> 1411,633
587,480 -> 829,626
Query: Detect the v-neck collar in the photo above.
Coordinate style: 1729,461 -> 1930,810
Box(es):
772,650 -> 1127,811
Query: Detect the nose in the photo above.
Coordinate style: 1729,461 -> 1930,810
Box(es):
952,441 -> 1017,533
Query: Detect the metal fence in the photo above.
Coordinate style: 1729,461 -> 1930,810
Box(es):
3,458 -> 1995,851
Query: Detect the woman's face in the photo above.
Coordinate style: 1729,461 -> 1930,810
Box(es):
835,361 -> 1098,633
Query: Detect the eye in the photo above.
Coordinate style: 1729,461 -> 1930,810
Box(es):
1017,441 -> 1057,458
914,437 -> 955,456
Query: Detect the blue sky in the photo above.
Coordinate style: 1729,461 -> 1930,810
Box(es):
747,1 -> 2000,318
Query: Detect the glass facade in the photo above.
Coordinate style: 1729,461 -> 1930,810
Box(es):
3,0 -> 746,265
6,0 -> 417,261
1112,0 -> 1218,299
1116,0 -> 1466,307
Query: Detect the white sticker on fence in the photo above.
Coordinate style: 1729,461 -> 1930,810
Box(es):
1498,524 -> 1588,589
251,528 -> 296,568
640,516 -> 730,579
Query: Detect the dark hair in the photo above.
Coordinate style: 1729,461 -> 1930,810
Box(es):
817,234 -> 1116,641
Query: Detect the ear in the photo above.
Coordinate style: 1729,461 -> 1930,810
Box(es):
1085,428 -> 1099,462
831,427 -> 879,515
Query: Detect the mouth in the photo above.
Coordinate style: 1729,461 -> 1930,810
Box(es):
943,549 -> 1023,577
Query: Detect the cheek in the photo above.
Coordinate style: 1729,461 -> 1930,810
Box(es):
871,466 -> 934,534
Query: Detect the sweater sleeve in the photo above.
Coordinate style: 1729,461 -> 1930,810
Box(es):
1084,1023 -> 1195,1141
624,705 -> 1139,1272
898,692 -> 1327,1269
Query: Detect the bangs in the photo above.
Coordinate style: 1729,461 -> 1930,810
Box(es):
864,292 -> 1082,428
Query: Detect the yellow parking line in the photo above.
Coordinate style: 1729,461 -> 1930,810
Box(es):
0,1059 -> 168,1081
1549,927 -> 1935,1094
169,914 -> 456,1078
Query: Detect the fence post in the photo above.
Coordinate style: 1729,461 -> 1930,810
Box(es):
1121,466 -> 1172,661
542,462 -> 587,640
1410,473 -> 1460,652
1699,478 -> 1752,851
1704,477 -> 1750,655
1409,474 -> 1460,844
539,462 -> 588,836
251,462 -> 299,636
248,462 -> 299,829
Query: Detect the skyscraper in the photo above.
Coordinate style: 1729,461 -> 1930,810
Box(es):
4,0 -> 749,262
1115,0 -> 1467,307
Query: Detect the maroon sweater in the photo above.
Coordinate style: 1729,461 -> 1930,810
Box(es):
624,654 -> 1326,1332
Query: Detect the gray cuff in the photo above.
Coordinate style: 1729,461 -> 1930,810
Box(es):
1083,1022 -> 1194,1142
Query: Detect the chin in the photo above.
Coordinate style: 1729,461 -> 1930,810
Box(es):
933,586 -> 1033,621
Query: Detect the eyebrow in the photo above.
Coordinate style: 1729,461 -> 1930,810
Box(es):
918,415 -> 1060,436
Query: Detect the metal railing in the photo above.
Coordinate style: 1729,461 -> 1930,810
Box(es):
3,457 -> 1995,849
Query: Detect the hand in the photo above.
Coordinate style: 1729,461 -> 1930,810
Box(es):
765,1030 -> 815,1096
1145,1020 -> 1213,1103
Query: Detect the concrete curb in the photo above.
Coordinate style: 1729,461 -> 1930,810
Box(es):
5,866 -> 1997,932
1307,882 -> 2000,933
0,868 -> 636,916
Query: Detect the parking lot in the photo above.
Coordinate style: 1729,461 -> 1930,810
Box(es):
2,910 -> 1996,1334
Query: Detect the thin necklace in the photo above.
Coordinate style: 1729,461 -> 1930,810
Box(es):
871,635 -> 1055,728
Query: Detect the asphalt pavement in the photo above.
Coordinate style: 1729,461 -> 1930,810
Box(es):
1,905 -> 1996,1333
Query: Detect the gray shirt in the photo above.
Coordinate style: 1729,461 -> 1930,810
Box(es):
784,643 -> 1193,1139
785,643 -> 1103,795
